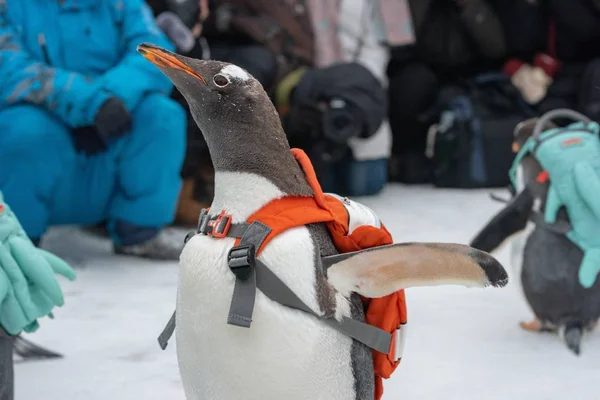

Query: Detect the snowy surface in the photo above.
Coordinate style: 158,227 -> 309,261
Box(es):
15,184 -> 600,400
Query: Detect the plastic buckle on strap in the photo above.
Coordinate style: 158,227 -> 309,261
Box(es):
228,244 -> 256,281
207,211 -> 232,238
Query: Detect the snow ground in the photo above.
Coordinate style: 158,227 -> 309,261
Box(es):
15,184 -> 600,400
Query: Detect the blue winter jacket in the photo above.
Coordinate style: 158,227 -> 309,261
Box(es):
0,0 -> 175,128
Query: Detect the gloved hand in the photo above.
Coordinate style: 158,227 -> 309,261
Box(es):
94,97 -> 132,140
72,97 -> 132,155
72,126 -> 109,155
0,197 -> 76,335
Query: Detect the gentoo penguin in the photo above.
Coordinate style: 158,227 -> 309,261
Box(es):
137,43 -> 508,400
470,117 -> 600,355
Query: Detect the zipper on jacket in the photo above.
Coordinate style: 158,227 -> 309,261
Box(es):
38,33 -> 52,65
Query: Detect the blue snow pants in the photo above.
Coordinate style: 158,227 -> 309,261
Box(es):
0,94 -> 186,240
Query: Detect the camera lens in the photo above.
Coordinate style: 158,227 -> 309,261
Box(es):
332,115 -> 351,130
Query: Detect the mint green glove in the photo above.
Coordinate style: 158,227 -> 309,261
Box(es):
0,195 -> 76,335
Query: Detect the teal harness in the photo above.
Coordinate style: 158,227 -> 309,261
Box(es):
509,109 -> 600,288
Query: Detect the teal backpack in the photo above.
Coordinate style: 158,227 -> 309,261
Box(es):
509,109 -> 600,288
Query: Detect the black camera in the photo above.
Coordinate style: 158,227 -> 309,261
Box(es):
321,98 -> 364,145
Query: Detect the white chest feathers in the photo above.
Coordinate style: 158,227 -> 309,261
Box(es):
175,171 -> 356,400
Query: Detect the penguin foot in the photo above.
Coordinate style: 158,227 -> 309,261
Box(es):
520,319 -> 542,332
520,319 -> 556,332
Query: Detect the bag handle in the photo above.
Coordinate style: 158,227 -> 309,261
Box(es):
532,109 -> 592,139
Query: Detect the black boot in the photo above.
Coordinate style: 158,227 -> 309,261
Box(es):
114,230 -> 185,261
111,220 -> 184,261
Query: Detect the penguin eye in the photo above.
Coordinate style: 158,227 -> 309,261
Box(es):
213,74 -> 230,87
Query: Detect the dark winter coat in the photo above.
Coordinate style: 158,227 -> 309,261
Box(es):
493,0 -> 600,63
392,0 -> 506,75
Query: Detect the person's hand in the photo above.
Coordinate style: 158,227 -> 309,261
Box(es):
72,97 -> 132,155
199,0 -> 209,22
192,0 -> 210,37
0,199 -> 76,335
94,97 -> 132,141
71,126 -> 109,155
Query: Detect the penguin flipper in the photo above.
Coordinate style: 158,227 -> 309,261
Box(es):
12,335 -> 64,361
520,319 -> 556,332
325,243 -> 508,299
470,188 -> 534,253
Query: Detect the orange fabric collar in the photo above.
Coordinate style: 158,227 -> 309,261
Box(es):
290,148 -> 330,211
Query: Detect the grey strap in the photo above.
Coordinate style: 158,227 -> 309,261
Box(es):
156,218 -> 256,348
226,271 -> 257,328
533,109 -> 592,139
158,311 -> 176,350
322,317 -> 392,355
226,223 -> 251,238
254,257 -> 392,354
226,221 -> 272,328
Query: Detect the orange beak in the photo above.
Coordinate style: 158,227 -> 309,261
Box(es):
137,43 -> 207,85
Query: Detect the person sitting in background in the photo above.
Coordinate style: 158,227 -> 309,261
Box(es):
0,191 -> 75,400
0,0 -> 187,260
387,0 -> 506,183
495,0 -> 600,123
278,0 -> 411,197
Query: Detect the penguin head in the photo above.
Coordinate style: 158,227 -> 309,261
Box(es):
137,43 -> 272,134
511,117 -> 557,195
512,118 -> 558,153
513,118 -> 536,153
138,42 -> 315,196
